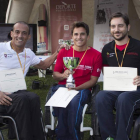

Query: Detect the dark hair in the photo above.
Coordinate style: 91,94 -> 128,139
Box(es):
109,12 -> 129,27
71,21 -> 89,36
13,21 -> 30,34
7,29 -> 13,40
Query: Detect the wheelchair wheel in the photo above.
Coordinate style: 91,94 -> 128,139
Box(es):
44,87 -> 52,126
44,84 -> 58,139
91,84 -> 101,136
80,132 -> 84,140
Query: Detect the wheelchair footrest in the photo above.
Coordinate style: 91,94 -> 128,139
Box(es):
46,130 -> 56,139
93,135 -> 102,140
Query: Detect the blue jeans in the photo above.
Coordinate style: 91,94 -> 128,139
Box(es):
51,84 -> 91,140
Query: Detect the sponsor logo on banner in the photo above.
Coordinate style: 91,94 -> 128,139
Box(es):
50,0 -> 82,53
56,1 -> 76,12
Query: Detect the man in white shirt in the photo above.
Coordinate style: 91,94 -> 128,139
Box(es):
0,21 -> 65,140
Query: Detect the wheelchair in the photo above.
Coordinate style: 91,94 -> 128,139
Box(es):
44,84 -> 101,140
0,105 -> 19,140
0,107 -> 46,140
44,83 -> 140,140
132,109 -> 140,140
93,86 -> 140,140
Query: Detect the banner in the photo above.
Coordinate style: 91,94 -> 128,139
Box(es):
50,0 -> 82,53
93,0 -> 129,52
93,0 -> 129,81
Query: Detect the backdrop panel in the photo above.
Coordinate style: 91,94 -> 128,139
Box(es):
93,0 -> 129,81
50,0 -> 82,53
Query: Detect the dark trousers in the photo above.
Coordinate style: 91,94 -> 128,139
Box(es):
95,89 -> 140,140
51,85 -> 91,140
0,90 -> 45,140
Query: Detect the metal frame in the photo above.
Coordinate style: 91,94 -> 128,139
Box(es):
0,115 -> 19,140
45,105 -> 93,139
131,115 -> 140,140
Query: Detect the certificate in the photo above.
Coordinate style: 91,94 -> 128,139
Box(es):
45,87 -> 79,108
0,68 -> 27,93
103,67 -> 137,91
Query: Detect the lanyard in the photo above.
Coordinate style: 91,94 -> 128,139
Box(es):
11,45 -> 26,74
73,46 -> 88,67
114,39 -> 130,67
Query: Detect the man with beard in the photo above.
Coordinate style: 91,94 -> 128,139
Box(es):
50,21 -> 102,140
95,12 -> 140,140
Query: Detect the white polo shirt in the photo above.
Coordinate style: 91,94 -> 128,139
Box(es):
0,41 -> 41,77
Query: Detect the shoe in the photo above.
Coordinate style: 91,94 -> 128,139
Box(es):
106,137 -> 114,140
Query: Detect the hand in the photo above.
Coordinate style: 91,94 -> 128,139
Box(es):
0,91 -> 12,106
57,44 -> 71,52
62,69 -> 72,79
68,87 -> 77,90
133,76 -> 140,86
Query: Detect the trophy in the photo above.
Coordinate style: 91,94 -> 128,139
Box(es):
63,57 -> 80,88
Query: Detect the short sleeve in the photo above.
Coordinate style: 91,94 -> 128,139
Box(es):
54,49 -> 65,73
92,52 -> 103,77
28,50 -> 41,66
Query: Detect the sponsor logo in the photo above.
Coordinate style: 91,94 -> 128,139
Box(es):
126,52 -> 138,56
4,53 -> 13,58
76,65 -> 84,70
85,66 -> 92,71
107,52 -> 115,57
22,54 -> 30,58
97,68 -> 101,73
56,1 -> 76,12
4,54 -> 7,58
74,65 -> 92,71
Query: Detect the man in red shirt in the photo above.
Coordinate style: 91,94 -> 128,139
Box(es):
51,21 -> 102,140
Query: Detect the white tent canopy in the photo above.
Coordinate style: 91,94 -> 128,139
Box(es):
6,0 -> 35,23
6,0 -> 140,24
133,0 -> 140,19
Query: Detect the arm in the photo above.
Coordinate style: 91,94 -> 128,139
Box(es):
34,44 -> 71,70
34,51 -> 58,70
75,76 -> 98,91
53,71 -> 98,91
53,69 -> 71,81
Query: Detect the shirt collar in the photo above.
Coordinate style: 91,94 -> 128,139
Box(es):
111,36 -> 131,50
8,41 -> 25,53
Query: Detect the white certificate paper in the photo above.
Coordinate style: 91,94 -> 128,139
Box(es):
0,68 -> 27,93
103,67 -> 137,91
45,87 -> 79,108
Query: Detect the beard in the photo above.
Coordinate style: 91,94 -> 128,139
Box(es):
112,31 -> 128,41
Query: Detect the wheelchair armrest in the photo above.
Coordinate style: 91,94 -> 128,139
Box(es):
86,84 -> 100,114
91,84 -> 100,97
